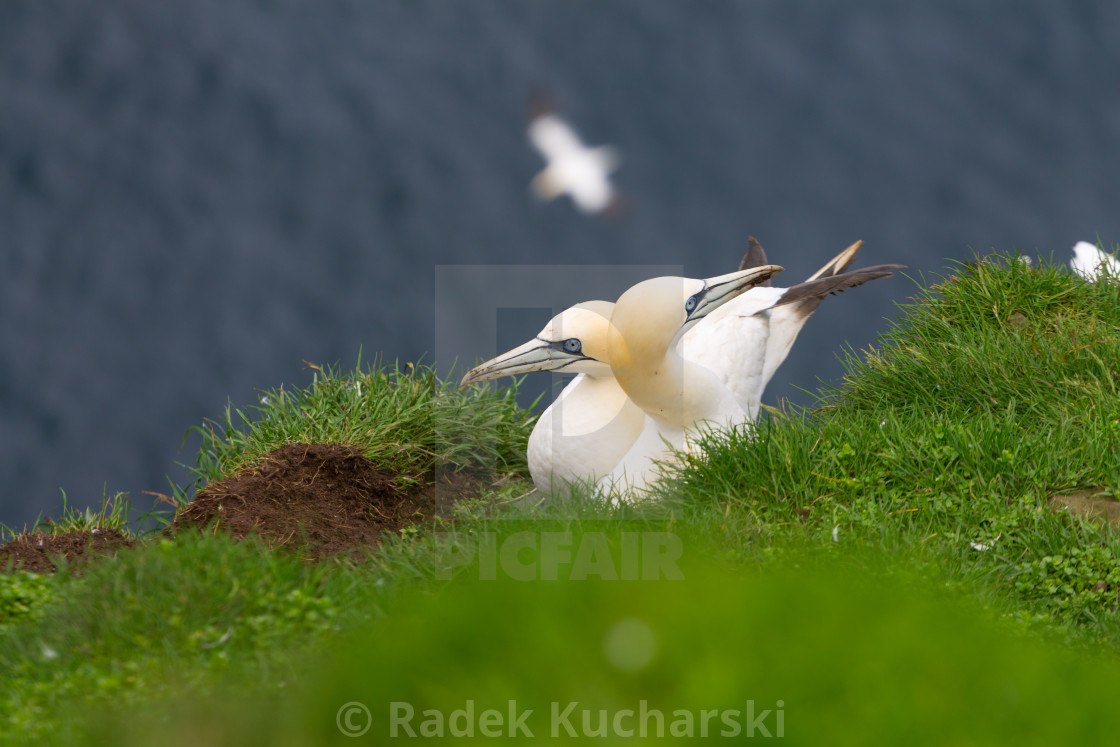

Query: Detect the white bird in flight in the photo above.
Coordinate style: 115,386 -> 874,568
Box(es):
1070,241 -> 1120,281
461,240 -> 902,497
526,93 -> 623,216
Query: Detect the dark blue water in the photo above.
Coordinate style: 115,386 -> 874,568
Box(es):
2,0 -> 1118,530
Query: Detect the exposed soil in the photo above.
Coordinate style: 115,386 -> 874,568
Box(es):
0,442 -> 495,574
1050,488 -> 1120,526
169,442 -> 488,561
0,528 -> 135,574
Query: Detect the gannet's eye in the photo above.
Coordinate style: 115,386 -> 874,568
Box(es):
685,294 -> 700,313
563,338 -> 582,354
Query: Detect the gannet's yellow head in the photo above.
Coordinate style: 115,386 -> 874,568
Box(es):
607,265 -> 785,377
459,301 -> 616,388
604,264 -> 783,423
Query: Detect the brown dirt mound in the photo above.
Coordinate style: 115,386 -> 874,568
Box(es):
171,442 -> 466,561
0,528 -> 134,574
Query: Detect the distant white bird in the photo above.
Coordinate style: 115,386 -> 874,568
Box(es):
1070,241 -> 1120,281
461,265 -> 784,495
527,94 -> 623,216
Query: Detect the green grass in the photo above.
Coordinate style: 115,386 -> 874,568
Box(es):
0,572 -> 55,632
3,251 -> 1120,743
662,253 -> 1120,647
0,488 -> 135,542
0,533 -> 347,742
96,562 -> 1120,746
176,354 -> 536,503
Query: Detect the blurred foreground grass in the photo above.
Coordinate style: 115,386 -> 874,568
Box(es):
87,558 -> 1120,745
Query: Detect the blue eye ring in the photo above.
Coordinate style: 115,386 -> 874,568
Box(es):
685,295 -> 700,313
563,338 -> 582,353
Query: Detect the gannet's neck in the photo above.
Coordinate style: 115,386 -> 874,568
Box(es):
555,370 -> 634,435
609,323 -> 736,428
621,349 -> 685,423
528,370 -> 646,496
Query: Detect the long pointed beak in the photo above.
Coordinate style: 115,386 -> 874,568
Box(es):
689,263 -> 785,323
806,240 -> 863,281
459,338 -> 583,389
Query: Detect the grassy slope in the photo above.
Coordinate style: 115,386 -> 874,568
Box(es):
2,255 -> 1120,744
668,255 -> 1120,644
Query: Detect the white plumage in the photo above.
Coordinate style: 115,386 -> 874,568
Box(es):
684,239 -> 884,418
527,108 -> 621,215
461,240 -> 903,498
1070,241 -> 1120,281
522,303 -> 647,496
462,266 -> 784,496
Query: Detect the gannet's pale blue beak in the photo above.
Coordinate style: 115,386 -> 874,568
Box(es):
459,337 -> 590,389
678,264 -> 784,339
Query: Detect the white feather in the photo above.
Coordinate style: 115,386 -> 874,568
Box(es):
1070,241 -> 1120,281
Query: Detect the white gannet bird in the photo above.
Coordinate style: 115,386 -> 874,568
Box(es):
462,301 -> 643,496
526,93 -> 623,216
460,265 -> 784,496
461,241 -> 903,497
1070,241 -> 1120,281
685,237 -> 904,418
605,242 -> 903,493
603,274 -> 764,491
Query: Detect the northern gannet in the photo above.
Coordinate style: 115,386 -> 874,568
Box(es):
685,237 -> 905,418
459,301 -> 642,496
601,239 -> 902,491
1070,241 -> 1120,281
527,94 -> 623,216
460,265 -> 784,495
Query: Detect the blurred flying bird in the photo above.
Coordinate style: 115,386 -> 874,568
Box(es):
526,92 -> 623,216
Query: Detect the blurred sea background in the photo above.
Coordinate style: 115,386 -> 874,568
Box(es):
2,0 -> 1119,530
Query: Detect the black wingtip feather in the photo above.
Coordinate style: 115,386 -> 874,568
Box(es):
772,264 -> 907,309
738,236 -> 773,286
